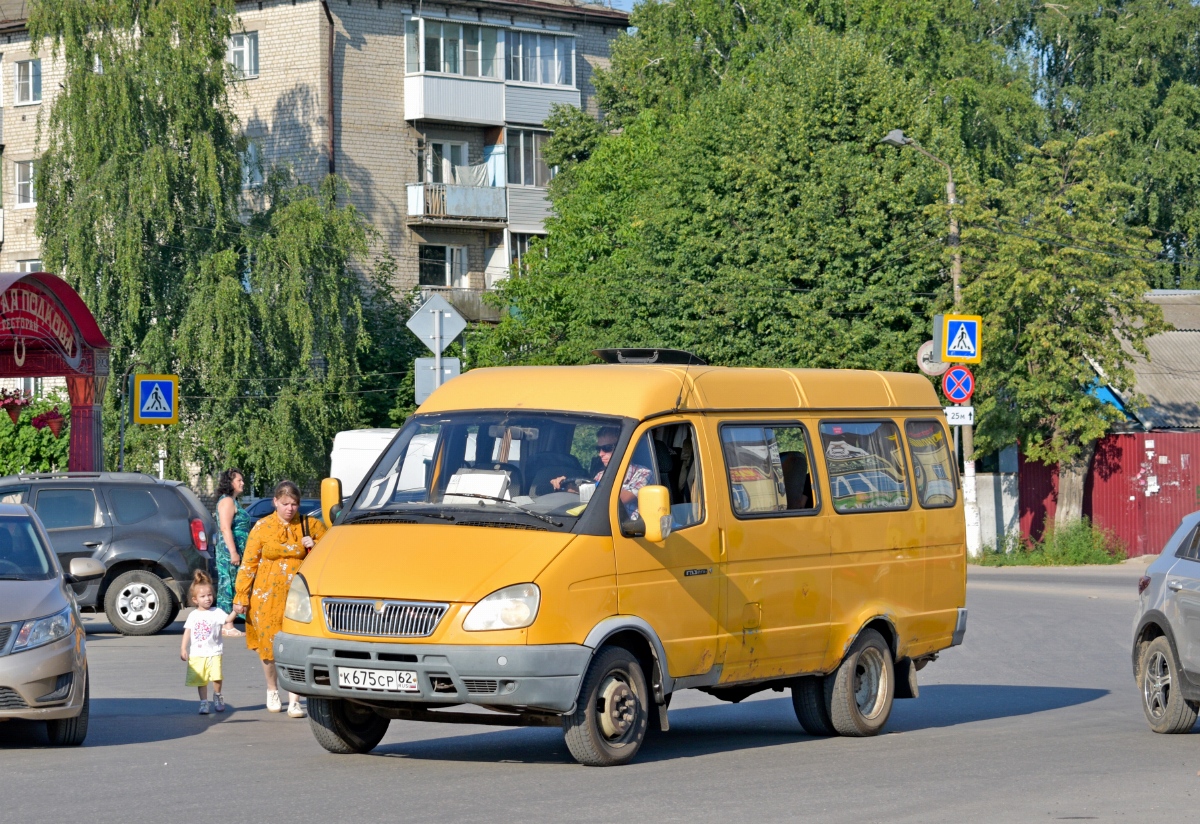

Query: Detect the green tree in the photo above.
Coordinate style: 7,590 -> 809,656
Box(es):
476,29 -> 959,370
962,134 -> 1169,526
32,0 -> 408,488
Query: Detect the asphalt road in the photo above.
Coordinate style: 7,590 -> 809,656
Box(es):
4,559 -> 1197,824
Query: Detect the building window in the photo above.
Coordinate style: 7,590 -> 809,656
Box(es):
228,32 -> 259,79
419,245 -> 469,288
507,33 -> 573,86
240,140 -> 263,188
407,19 -> 499,79
15,59 -> 41,104
509,233 -> 544,270
16,260 -> 43,273
506,130 -> 554,187
420,141 -> 467,184
15,161 -> 36,206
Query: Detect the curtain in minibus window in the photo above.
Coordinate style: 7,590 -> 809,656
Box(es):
818,421 -> 910,512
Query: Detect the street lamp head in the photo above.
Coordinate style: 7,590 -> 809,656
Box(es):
880,129 -> 912,148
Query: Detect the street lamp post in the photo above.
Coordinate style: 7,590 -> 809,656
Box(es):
881,129 -> 982,558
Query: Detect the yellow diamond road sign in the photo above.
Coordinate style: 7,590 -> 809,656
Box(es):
133,374 -> 179,425
933,314 -> 982,364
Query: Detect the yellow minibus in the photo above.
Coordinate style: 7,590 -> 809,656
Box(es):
275,350 -> 967,765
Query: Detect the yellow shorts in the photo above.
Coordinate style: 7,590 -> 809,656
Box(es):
185,655 -> 223,687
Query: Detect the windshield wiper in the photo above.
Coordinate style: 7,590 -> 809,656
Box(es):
345,510 -> 455,524
442,493 -> 564,527
0,574 -> 34,581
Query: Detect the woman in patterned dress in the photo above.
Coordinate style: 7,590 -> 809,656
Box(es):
232,480 -> 326,718
213,468 -> 251,632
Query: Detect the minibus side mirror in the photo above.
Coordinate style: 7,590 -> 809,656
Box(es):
321,477 -> 343,527
638,485 -> 672,543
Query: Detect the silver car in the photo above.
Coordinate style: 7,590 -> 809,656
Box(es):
1133,510 -> 1200,733
0,503 -> 104,746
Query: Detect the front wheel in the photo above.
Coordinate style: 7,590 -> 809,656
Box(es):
308,697 -> 391,754
1140,636 -> 1199,734
46,674 -> 89,747
825,629 -> 894,737
563,646 -> 649,766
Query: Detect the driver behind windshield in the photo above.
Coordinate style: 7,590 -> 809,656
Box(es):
550,426 -> 652,518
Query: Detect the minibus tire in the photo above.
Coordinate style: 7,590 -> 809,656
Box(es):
308,697 -> 390,754
825,629 -> 894,737
563,646 -> 649,766
791,676 -> 835,736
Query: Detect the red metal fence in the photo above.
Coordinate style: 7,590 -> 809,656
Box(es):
1020,432 -> 1200,556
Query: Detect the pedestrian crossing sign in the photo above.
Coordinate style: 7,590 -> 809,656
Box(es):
934,314 -> 982,364
133,374 -> 179,425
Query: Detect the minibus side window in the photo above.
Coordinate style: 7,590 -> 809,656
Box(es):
619,423 -> 704,533
904,419 -> 957,508
817,421 -> 911,513
718,424 -> 819,517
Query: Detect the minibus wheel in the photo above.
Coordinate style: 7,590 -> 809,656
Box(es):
563,646 -> 649,766
791,676 -> 834,736
826,629 -> 894,736
308,697 -> 391,754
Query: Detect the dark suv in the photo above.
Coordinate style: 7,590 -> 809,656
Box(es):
0,473 -> 214,636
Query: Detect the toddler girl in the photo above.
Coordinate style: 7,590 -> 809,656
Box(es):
180,570 -> 235,714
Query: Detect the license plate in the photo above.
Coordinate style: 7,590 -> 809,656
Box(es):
336,667 -> 420,692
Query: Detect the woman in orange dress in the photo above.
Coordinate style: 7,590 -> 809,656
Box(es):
232,480 -> 326,718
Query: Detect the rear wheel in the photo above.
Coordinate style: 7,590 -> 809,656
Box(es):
1140,636 -> 1199,734
46,674 -> 89,747
791,676 -> 835,736
308,697 -> 390,754
104,570 -> 175,636
563,646 -> 649,766
825,629 -> 894,737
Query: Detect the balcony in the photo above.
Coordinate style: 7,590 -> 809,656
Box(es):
407,183 -> 507,228
404,74 -> 504,126
420,287 -> 504,323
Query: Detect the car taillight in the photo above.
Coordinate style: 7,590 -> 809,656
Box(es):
190,518 -> 208,554
1138,576 -> 1151,595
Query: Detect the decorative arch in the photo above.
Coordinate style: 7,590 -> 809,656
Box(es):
0,272 -> 111,471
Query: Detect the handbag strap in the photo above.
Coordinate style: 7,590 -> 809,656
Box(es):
301,515 -> 310,539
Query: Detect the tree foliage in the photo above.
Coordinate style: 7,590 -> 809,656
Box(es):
476,29 -> 957,369
962,134 -> 1168,521
32,0 -> 410,489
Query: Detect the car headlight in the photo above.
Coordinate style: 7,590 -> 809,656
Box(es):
284,574 -> 313,623
462,583 -> 540,631
13,606 -> 75,652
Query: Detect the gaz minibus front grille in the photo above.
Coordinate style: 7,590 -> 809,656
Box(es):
322,598 -> 448,638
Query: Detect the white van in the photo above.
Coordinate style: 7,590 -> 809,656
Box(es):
329,429 -> 398,497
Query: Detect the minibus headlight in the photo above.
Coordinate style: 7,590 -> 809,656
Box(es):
13,606 -> 75,652
463,583 -> 540,631
284,574 -> 313,623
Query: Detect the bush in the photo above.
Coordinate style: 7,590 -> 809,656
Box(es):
0,391 -> 71,474
976,518 -> 1126,566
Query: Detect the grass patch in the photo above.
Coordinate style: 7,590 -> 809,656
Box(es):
975,518 -> 1127,566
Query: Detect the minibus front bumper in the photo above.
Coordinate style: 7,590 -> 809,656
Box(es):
273,632 -> 592,714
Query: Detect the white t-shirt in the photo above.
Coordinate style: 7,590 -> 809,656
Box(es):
184,607 -> 228,658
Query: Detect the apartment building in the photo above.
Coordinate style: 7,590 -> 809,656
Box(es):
0,0 -> 628,321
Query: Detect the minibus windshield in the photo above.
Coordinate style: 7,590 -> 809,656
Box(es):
347,411 -> 625,531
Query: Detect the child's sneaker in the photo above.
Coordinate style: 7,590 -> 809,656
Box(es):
266,690 -> 282,712
198,700 -> 210,715
287,700 -> 307,719
213,693 -> 226,713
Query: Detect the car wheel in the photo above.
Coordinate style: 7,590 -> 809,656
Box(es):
308,697 -> 390,754
825,629 -> 894,737
792,675 -> 835,736
46,674 -> 89,747
563,646 -> 650,766
1140,636 -> 1199,734
104,570 -> 175,636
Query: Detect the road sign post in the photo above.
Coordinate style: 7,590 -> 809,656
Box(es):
407,295 -> 467,400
